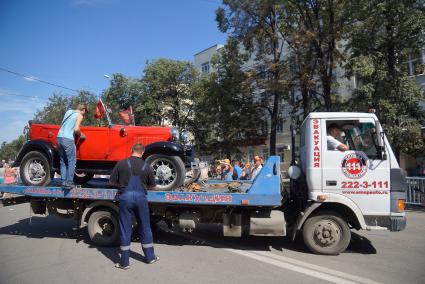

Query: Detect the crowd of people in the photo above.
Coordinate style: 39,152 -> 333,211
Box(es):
212,155 -> 265,181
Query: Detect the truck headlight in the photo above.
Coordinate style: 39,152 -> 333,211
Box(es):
171,128 -> 179,141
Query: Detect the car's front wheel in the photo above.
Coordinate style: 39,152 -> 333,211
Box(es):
145,155 -> 186,191
20,151 -> 52,186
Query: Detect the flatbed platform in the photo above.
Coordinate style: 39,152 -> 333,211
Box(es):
0,156 -> 283,207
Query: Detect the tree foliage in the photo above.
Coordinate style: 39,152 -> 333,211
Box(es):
0,135 -> 26,162
34,91 -> 99,126
345,0 -> 425,157
216,0 -> 291,155
194,38 -> 266,157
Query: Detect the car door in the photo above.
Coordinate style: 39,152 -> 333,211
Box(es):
107,125 -> 129,161
321,118 -> 391,216
76,126 -> 110,160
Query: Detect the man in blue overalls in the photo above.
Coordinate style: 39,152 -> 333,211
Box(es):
109,143 -> 159,269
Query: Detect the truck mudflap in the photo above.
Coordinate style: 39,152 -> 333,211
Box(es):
390,215 -> 406,231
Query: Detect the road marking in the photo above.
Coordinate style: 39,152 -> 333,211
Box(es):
226,248 -> 358,284
250,250 -> 382,284
164,228 -> 382,284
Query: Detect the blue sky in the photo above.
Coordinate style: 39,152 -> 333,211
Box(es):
0,0 -> 226,143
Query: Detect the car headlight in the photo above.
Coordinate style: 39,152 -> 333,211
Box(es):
171,128 -> 179,141
181,131 -> 189,144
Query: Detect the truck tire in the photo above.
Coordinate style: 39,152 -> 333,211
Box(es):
146,155 -> 186,191
302,211 -> 351,255
20,151 -> 52,186
74,171 -> 94,185
88,209 -> 119,246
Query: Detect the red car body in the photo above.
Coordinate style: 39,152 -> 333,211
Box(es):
29,123 -> 173,161
15,121 -> 193,189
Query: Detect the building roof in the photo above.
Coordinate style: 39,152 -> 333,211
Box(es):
193,44 -> 224,56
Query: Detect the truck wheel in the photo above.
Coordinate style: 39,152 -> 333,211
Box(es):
20,151 -> 52,186
88,210 -> 119,246
302,211 -> 351,255
74,171 -> 94,184
146,155 -> 186,191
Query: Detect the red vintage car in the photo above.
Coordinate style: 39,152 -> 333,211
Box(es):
14,120 -> 194,191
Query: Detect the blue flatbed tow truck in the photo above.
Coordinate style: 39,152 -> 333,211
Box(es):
1,157 -> 288,248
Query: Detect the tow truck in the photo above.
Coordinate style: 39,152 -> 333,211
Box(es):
0,112 -> 407,255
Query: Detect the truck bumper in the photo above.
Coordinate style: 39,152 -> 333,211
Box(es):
364,214 -> 406,232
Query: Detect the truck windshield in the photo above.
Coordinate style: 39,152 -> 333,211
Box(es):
346,123 -> 379,159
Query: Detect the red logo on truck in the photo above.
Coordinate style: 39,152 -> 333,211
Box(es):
341,153 -> 368,179
313,119 -> 320,168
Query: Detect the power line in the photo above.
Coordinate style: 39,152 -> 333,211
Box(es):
0,92 -> 50,101
0,66 -> 79,93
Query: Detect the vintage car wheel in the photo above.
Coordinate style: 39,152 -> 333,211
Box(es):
145,155 -> 185,191
20,151 -> 52,186
74,171 -> 94,185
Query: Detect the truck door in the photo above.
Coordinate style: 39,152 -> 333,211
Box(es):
321,118 -> 390,216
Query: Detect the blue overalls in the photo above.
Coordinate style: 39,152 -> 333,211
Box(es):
118,160 -> 156,266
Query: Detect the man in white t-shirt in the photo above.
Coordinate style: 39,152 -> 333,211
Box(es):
327,123 -> 349,152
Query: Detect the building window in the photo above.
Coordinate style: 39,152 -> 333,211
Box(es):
201,62 -> 210,73
405,49 -> 425,76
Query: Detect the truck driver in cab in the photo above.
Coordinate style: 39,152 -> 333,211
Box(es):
327,123 -> 349,152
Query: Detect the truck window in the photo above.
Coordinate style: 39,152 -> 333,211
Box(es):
325,121 -> 380,159
346,122 -> 380,159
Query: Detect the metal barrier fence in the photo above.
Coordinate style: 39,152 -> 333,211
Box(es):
405,177 -> 425,206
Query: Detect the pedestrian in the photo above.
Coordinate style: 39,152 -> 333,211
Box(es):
240,162 -> 252,180
4,164 -> 17,184
56,104 -> 88,189
109,143 -> 159,269
231,159 -> 242,180
251,156 -> 263,180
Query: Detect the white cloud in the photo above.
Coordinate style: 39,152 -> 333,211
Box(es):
23,75 -> 37,82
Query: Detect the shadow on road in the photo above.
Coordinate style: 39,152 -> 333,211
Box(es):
0,216 -> 377,264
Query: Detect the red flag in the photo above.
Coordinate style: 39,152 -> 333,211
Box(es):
94,99 -> 106,119
119,109 -> 131,124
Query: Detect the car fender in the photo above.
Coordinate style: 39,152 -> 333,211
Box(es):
13,140 -> 59,169
142,141 -> 185,159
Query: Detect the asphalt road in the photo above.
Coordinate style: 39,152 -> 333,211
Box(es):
0,203 -> 424,284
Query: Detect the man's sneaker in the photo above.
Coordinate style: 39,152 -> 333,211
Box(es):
147,256 -> 160,264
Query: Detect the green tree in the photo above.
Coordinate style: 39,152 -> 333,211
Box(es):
345,0 -> 425,158
216,0 -> 291,155
102,73 -> 144,125
194,39 -> 266,157
0,135 -> 26,161
141,59 -> 199,129
34,91 -> 99,126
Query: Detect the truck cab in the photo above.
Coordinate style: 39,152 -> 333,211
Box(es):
293,112 -> 406,253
